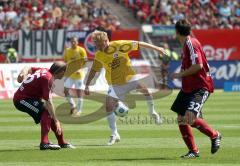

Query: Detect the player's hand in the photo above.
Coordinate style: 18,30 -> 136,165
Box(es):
84,86 -> 90,95
55,120 -> 62,135
17,74 -> 25,83
157,47 -> 167,56
171,73 -> 182,79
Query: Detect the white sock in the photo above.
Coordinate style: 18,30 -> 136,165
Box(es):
107,112 -> 118,136
145,95 -> 155,114
66,96 -> 76,109
77,98 -> 83,112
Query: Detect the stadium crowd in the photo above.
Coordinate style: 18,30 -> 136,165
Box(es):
0,0 -> 121,32
119,0 -> 240,29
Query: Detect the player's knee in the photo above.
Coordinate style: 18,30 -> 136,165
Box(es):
185,111 -> 197,125
177,115 -> 186,125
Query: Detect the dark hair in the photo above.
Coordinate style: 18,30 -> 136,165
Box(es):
175,19 -> 191,36
49,61 -> 66,75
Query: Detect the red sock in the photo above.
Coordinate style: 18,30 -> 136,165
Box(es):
191,118 -> 218,139
40,110 -> 51,144
179,124 -> 198,153
51,119 -> 66,145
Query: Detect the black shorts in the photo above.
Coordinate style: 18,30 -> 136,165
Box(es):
13,99 -> 45,124
171,89 -> 210,117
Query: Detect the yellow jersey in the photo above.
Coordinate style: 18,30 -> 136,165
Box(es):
92,40 -> 139,85
63,46 -> 87,80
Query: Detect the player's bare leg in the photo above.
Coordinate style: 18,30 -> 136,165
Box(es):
106,96 -> 120,146
64,87 -> 76,115
137,83 -> 162,124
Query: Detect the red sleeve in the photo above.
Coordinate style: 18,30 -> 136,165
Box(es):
186,40 -> 203,65
41,76 -> 53,101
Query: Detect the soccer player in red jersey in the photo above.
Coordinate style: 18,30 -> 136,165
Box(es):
13,62 -> 75,150
171,19 -> 221,158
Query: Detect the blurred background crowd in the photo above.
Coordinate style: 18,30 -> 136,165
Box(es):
0,0 -> 239,32
0,0 -> 121,32
118,0 -> 240,29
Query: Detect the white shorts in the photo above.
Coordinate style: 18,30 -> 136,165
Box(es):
108,80 -> 139,101
64,77 -> 83,90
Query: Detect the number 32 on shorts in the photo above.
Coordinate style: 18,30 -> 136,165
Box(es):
188,101 -> 203,112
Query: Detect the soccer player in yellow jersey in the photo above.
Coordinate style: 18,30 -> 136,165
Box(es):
84,30 -> 167,145
63,37 -> 87,117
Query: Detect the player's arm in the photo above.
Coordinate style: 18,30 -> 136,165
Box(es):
172,43 -> 203,79
171,64 -> 203,79
17,66 -> 33,83
81,48 -> 88,67
63,48 -> 68,63
138,41 -> 166,56
84,58 -> 102,95
44,99 -> 61,135
42,77 -> 61,134
84,69 -> 97,95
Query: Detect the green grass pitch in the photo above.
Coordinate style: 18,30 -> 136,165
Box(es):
0,90 -> 239,166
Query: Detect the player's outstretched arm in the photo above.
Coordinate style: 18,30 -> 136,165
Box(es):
138,41 -> 167,56
17,66 -> 32,83
84,69 -> 97,95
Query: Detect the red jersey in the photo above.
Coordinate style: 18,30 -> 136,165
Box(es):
13,67 -> 53,101
181,36 -> 214,93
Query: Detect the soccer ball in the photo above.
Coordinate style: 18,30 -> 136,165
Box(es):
114,101 -> 129,117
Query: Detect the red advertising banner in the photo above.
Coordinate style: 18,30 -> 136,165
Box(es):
192,29 -> 240,60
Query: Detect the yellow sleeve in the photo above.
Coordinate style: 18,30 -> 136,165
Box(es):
118,40 -> 139,53
80,47 -> 87,59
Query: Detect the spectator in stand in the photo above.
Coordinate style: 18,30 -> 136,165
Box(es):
147,6 -> 160,24
235,3 -> 240,17
0,6 -> 5,22
219,1 -> 232,19
136,0 -> 151,22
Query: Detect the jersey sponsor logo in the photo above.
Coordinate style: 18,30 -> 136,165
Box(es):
108,58 -> 120,69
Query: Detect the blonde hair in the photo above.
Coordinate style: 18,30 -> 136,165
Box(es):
91,30 -> 108,42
